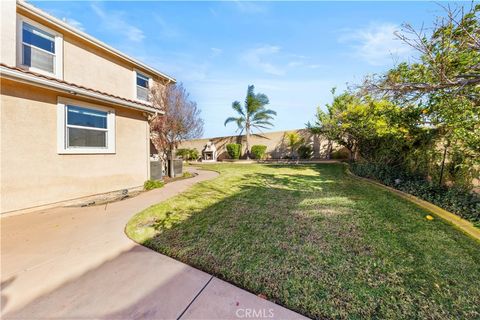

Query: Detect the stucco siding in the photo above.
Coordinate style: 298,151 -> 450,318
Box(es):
1,80 -> 149,213
12,7 -> 165,102
63,35 -> 138,99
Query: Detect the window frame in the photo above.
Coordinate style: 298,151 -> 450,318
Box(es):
133,69 -> 152,102
17,15 -> 63,78
57,98 -> 116,154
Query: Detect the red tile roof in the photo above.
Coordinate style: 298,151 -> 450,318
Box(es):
0,63 -> 160,111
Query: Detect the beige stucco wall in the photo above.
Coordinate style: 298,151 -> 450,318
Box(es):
178,130 -> 337,160
3,6 -> 166,102
62,35 -> 141,99
0,0 -> 16,66
0,79 -> 150,213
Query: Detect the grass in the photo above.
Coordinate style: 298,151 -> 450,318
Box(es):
126,164 -> 480,319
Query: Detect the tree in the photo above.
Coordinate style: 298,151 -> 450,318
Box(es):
224,85 -> 276,158
149,83 -> 204,161
284,131 -> 304,158
361,3 -> 480,185
363,4 -> 480,101
308,91 -> 427,165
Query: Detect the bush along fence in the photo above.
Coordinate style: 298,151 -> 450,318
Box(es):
350,162 -> 480,226
251,145 -> 267,159
226,143 -> 242,159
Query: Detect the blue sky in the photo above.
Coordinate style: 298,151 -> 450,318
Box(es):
32,1 -> 459,138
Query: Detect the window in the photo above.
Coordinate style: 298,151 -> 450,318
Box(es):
136,72 -> 150,101
17,16 -> 63,77
57,98 -> 115,154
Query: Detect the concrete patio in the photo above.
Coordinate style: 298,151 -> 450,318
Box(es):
1,167 -> 307,319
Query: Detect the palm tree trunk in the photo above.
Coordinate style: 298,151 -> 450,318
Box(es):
245,126 -> 250,159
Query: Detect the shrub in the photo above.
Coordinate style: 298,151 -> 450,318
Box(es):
298,145 -> 313,159
188,149 -> 199,161
251,145 -> 267,159
144,179 -> 164,191
183,171 -> 194,178
176,148 -> 190,160
226,143 -> 242,159
176,148 -> 199,161
331,148 -> 350,160
350,162 -> 480,224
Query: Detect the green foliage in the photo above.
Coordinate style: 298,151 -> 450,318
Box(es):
251,145 -> 267,159
176,148 -> 199,161
297,145 -> 313,159
360,4 -> 480,183
183,171 -> 194,178
331,148 -> 350,160
350,162 -> 480,224
144,179 -> 164,191
284,131 -> 304,157
226,143 -> 242,159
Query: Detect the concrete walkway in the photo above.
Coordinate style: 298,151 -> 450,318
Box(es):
1,167 -> 307,319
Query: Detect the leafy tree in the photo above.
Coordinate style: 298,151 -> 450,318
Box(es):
308,91 -> 428,166
362,3 -> 480,185
149,83 -> 204,161
224,85 -> 276,158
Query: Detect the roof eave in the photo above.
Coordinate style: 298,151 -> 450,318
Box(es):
1,66 -> 164,114
16,0 -> 176,83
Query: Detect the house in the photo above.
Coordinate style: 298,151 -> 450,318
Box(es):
0,1 -> 175,214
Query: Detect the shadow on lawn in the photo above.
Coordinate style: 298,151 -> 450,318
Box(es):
135,164 -> 480,319
139,164 -> 374,319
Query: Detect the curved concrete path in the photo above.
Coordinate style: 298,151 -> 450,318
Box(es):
1,167 -> 307,319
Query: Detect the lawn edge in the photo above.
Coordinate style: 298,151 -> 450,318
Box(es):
344,165 -> 480,242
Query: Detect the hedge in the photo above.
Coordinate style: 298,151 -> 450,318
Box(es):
350,162 -> 480,225
251,145 -> 267,159
226,143 -> 242,159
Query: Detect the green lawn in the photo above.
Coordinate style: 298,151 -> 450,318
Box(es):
126,164 -> 480,319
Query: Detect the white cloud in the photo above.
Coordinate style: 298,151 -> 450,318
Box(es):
242,45 -> 285,76
90,3 -> 145,43
242,46 -> 323,76
62,17 -> 85,32
340,22 -> 413,66
210,47 -> 223,57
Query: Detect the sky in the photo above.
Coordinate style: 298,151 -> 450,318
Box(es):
31,1 -> 462,138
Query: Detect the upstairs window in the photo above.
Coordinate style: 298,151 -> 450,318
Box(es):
136,72 -> 150,101
22,23 -> 55,73
57,98 -> 115,154
17,16 -> 63,77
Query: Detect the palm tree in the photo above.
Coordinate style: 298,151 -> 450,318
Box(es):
224,85 -> 276,159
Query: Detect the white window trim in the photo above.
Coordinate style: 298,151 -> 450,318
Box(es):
17,14 -> 63,78
57,97 -> 116,154
133,69 -> 153,103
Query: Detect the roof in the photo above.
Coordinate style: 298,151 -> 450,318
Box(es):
1,63 -> 163,114
17,0 -> 176,83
